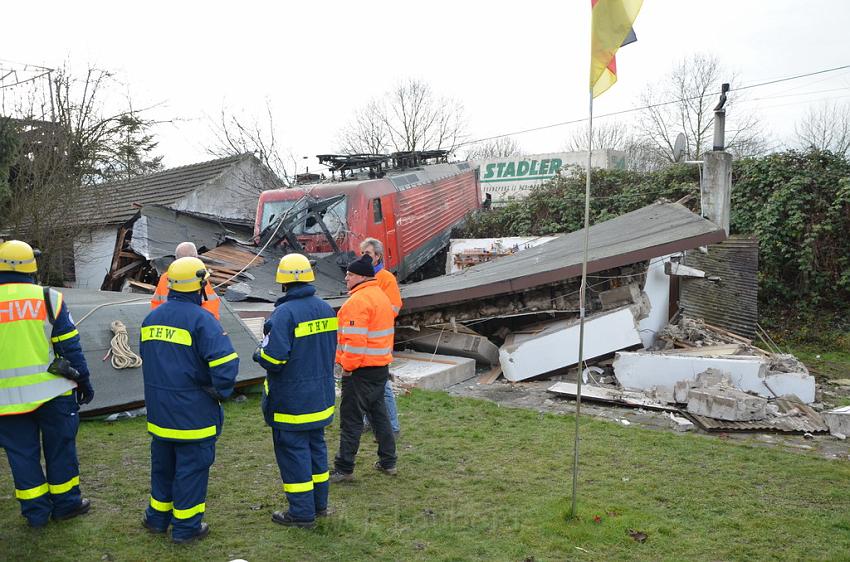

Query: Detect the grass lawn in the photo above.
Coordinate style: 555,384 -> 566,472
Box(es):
2,390 -> 850,561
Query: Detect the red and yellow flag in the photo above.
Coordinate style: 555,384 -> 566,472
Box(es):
590,0 -> 643,98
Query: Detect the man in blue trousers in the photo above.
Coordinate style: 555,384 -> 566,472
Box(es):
255,253 -> 337,528
140,256 -> 239,544
0,240 -> 94,528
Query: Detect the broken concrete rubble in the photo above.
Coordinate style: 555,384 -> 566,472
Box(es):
668,413 -> 695,432
501,306 -> 643,382
546,382 -> 678,412
657,317 -> 752,349
686,385 -> 768,421
599,284 -> 641,309
613,351 -> 816,403
686,398 -> 829,434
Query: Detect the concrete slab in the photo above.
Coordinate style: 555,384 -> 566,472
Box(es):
389,351 -> 476,390
500,306 -> 642,382
613,352 -> 816,403
687,386 -> 768,421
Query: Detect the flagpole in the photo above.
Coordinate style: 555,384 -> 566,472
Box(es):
569,87 -> 594,520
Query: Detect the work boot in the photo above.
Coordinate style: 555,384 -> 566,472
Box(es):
27,518 -> 49,529
272,510 -> 316,529
316,506 -> 335,517
52,498 -> 91,521
172,522 -> 210,544
141,516 -> 167,534
374,461 -> 398,476
328,469 -> 354,484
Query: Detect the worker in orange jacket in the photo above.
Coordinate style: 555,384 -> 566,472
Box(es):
329,254 -> 396,483
359,238 -> 401,436
151,242 -> 220,320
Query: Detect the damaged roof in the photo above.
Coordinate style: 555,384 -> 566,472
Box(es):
75,154 -> 255,226
400,202 -> 727,312
130,205 -> 252,263
60,288 -> 265,416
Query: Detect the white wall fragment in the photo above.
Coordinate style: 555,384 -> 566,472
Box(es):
500,307 -> 642,382
638,254 -> 674,348
613,351 -> 816,404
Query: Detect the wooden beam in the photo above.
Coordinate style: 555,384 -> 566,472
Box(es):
478,365 -> 502,384
111,259 -> 143,278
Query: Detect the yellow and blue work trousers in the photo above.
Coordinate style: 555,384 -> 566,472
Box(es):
144,438 -> 215,539
273,428 -> 329,522
0,393 -> 82,526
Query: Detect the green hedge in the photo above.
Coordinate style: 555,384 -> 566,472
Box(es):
731,150 -> 850,313
462,150 -> 850,315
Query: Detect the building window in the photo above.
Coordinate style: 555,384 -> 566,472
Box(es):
373,198 -> 383,223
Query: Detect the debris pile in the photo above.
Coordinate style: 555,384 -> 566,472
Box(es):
542,316 -> 830,435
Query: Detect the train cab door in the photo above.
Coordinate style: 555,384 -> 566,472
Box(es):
373,195 -> 399,272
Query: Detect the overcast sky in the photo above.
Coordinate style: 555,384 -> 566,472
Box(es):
3,0 -> 849,173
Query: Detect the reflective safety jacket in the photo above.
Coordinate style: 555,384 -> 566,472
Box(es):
151,273 -> 220,319
336,279 -> 394,372
140,291 -> 238,442
257,283 -> 337,431
0,274 -> 88,416
374,263 -> 403,318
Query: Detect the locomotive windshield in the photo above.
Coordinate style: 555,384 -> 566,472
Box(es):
259,196 -> 348,236
260,200 -> 298,230
299,196 -> 347,236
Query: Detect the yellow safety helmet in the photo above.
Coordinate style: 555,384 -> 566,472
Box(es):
276,253 -> 314,284
0,240 -> 38,273
167,257 -> 210,293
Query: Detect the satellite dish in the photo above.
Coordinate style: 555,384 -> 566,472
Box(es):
672,133 -> 686,163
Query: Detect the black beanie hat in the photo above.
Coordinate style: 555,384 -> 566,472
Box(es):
347,254 -> 375,277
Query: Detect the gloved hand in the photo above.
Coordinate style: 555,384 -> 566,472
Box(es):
48,356 -> 81,381
202,386 -> 224,402
75,379 -> 95,405
252,348 -> 262,363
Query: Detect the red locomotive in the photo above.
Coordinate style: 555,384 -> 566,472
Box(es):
253,152 -> 482,281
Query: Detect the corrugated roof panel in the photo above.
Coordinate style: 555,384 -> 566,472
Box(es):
680,237 -> 759,339
685,399 -> 827,433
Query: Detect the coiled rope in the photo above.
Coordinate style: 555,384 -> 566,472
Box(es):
107,320 -> 143,369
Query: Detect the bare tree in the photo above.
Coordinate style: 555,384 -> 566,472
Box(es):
465,136 -> 523,160
208,100 -> 291,184
638,54 -> 766,162
564,120 -> 631,152
563,121 -> 666,172
340,80 -> 466,155
0,64 -> 163,283
338,100 -> 390,155
795,101 -> 850,156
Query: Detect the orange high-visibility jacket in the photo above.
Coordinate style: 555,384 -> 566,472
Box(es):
375,267 -> 402,318
336,279 -> 394,372
151,272 -> 221,320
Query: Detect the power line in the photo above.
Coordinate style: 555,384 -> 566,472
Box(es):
458,63 -> 850,149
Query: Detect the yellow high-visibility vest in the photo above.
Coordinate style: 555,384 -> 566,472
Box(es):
0,283 -> 75,416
